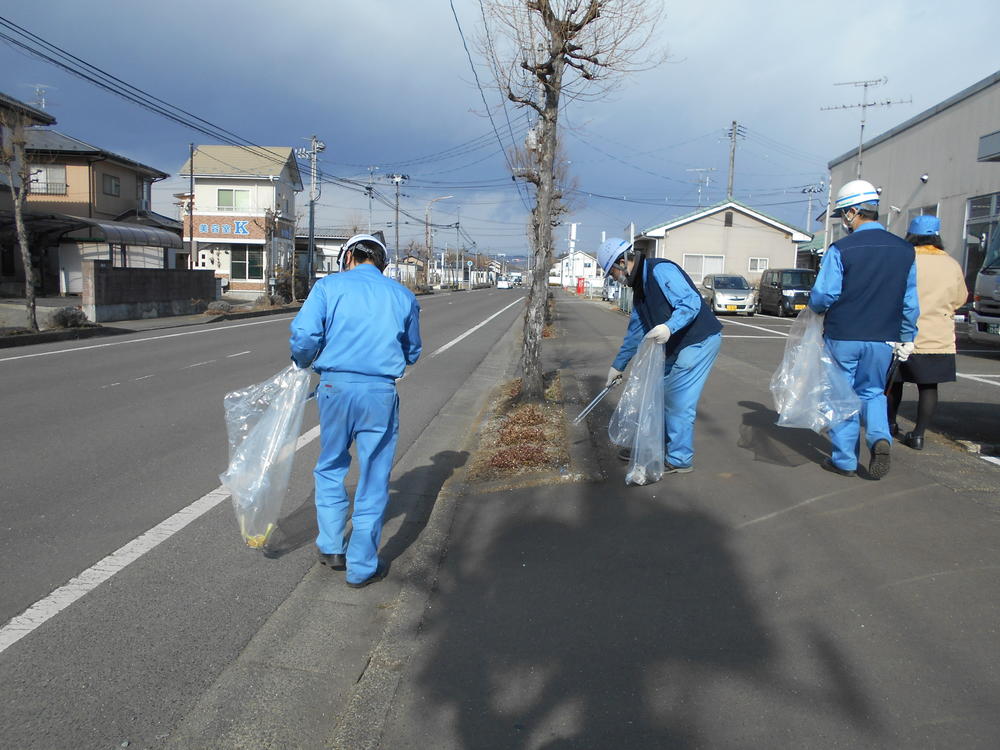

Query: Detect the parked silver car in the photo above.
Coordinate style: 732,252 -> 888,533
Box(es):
699,274 -> 755,316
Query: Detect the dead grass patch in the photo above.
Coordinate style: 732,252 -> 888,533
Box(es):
467,370 -> 569,481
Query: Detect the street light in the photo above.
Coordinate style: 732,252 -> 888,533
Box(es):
425,195 -> 452,287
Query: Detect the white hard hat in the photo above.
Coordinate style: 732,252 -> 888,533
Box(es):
831,179 -> 880,217
597,237 -> 632,274
339,233 -> 388,271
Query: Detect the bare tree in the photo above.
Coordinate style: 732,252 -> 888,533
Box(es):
478,0 -> 665,401
0,109 -> 40,330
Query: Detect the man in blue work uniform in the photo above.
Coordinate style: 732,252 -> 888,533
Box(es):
598,238 -> 723,474
809,179 -> 919,479
290,234 -> 421,587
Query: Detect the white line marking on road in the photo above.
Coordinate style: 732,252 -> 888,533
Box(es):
0,423 -> 324,656
184,360 -> 216,369
722,318 -> 791,337
0,316 -> 295,364
227,351 -> 251,358
429,297 -> 524,358
981,455 -> 1000,467
957,373 -> 1000,388
737,485 -> 918,529
101,382 -> 121,389
133,375 -> 155,382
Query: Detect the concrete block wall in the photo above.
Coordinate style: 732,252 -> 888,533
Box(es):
82,260 -> 217,322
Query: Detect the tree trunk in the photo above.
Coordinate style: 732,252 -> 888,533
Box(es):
3,154 -> 38,331
518,59 -> 564,403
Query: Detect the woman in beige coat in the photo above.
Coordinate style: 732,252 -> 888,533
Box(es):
887,215 -> 969,449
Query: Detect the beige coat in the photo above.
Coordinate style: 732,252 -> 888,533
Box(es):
912,246 -> 968,354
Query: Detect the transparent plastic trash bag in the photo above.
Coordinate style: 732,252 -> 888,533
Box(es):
769,308 -> 861,433
608,338 -> 665,486
220,365 -> 311,548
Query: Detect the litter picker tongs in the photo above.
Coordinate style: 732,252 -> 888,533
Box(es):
572,375 -> 621,425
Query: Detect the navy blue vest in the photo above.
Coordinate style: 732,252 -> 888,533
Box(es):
824,227 -> 914,342
633,258 -> 722,357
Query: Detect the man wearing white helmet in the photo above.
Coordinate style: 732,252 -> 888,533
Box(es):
598,238 -> 723,474
289,234 -> 422,587
808,179 -> 919,479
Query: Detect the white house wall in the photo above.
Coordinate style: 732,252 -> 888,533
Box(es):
656,210 -> 797,283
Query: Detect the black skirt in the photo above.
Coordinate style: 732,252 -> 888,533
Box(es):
895,353 -> 956,384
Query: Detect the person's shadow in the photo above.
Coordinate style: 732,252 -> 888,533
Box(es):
737,400 -> 829,467
263,449 -> 468,561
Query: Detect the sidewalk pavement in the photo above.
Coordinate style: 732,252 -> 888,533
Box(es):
166,290 -> 1000,748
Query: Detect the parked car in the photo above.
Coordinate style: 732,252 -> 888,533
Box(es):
756,268 -> 817,317
699,274 -> 755,316
496,278 -> 513,289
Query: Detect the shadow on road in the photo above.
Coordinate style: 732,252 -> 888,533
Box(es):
399,484 -> 880,747
263,449 -> 468,562
737,400 -> 829,467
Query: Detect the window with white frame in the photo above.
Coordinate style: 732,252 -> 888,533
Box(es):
682,254 -> 724,283
906,204 -> 937,226
749,257 -> 768,272
217,188 -> 250,212
30,164 -> 67,195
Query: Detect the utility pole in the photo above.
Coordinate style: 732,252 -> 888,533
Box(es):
457,207 -> 463,290
295,134 -> 325,291
366,165 -> 379,232
726,121 -> 746,200
425,195 -> 452,287
686,168 -> 716,207
801,181 -> 825,231
822,77 -> 911,178
388,173 -> 408,278
188,143 -> 194,271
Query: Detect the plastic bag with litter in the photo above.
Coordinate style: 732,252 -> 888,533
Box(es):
769,307 -> 861,433
608,337 -> 665,486
220,365 -> 312,548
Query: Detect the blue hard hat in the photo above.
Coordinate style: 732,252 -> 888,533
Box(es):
907,214 -> 940,236
597,237 -> 632,273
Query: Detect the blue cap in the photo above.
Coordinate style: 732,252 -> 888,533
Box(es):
908,214 -> 940,236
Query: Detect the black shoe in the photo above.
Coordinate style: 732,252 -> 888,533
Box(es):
663,462 -> 693,474
903,432 -> 924,450
822,458 -> 856,477
318,551 -> 346,571
889,422 -> 899,437
346,560 -> 388,589
869,439 -> 892,479
618,447 -> 631,462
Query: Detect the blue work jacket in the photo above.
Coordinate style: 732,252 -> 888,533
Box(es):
289,264 -> 422,378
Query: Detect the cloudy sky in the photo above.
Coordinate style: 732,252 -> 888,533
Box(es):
1,1 -> 997,258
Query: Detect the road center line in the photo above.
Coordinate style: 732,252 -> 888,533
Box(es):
957,373 -> 1000,388
722,318 -> 791,337
0,424 -> 323,656
429,297 -> 524,358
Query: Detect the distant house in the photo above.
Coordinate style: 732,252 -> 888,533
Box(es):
1,125 -> 181,295
177,145 -> 302,299
548,249 -> 602,288
635,200 -> 811,285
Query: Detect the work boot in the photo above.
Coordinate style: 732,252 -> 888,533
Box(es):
903,432 -> 924,450
318,551 -> 346,570
868,439 -> 892,480
822,458 -> 856,477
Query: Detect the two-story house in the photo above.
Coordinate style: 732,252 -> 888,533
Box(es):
21,129 -> 180,294
177,146 -> 302,299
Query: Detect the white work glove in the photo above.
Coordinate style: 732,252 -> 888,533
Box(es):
644,323 -> 671,345
889,341 -> 915,362
606,367 -> 623,387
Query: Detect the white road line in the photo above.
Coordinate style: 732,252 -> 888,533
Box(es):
736,486 -> 916,529
981,456 -> 1000,467
227,351 -> 251,358
957,373 -> 1000,388
0,316 -> 295,364
722,318 -> 791,337
0,423 -> 323,656
184,360 -> 217,369
133,374 -> 155,381
429,297 -> 524,358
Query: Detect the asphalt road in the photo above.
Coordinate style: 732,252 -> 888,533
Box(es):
0,287 -> 525,749
377,293 -> 1000,749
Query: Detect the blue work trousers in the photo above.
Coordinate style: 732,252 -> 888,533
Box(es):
314,373 -> 399,584
825,339 -> 893,471
663,332 -> 722,467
